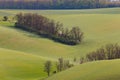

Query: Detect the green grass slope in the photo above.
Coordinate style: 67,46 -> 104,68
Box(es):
0,8 -> 120,80
0,48 -> 49,80
0,25 -> 75,58
46,59 -> 120,80
1,8 -> 120,58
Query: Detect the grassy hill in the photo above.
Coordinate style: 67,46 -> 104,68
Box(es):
46,59 -> 120,80
0,8 -> 120,58
0,48 -> 48,80
0,25 -> 74,58
0,8 -> 120,80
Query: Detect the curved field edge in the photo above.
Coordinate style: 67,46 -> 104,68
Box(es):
0,48 -> 51,80
46,59 -> 120,80
0,8 -> 120,16
0,25 -> 74,58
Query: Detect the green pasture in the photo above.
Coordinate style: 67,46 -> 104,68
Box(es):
0,8 -> 120,80
0,8 -> 120,58
46,59 -> 120,80
0,48 -> 48,80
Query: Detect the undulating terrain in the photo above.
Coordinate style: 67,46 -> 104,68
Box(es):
47,59 -> 120,80
0,8 -> 120,80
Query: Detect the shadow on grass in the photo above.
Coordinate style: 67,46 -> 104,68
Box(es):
0,21 -> 79,46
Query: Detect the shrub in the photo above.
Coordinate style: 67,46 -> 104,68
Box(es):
3,16 -> 8,21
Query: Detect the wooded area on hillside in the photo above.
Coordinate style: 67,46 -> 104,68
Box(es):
15,13 -> 83,45
0,0 -> 120,9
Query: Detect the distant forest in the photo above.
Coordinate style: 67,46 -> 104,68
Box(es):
0,0 -> 120,9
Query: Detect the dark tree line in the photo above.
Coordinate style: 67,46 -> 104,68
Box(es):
15,13 -> 83,45
0,0 -> 120,9
80,44 -> 120,64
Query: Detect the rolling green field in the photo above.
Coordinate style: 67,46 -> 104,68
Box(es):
46,59 -> 120,80
0,8 -> 120,80
0,48 -> 47,80
0,8 -> 120,58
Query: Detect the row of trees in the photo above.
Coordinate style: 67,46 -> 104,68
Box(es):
44,44 -> 120,76
79,44 -> 120,64
44,58 -> 73,76
86,44 -> 120,61
15,13 -> 83,45
0,0 -> 120,9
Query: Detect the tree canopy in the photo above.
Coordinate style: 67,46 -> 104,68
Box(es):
15,13 -> 83,45
0,0 -> 120,9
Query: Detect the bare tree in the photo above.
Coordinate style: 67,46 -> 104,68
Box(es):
44,60 -> 52,76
